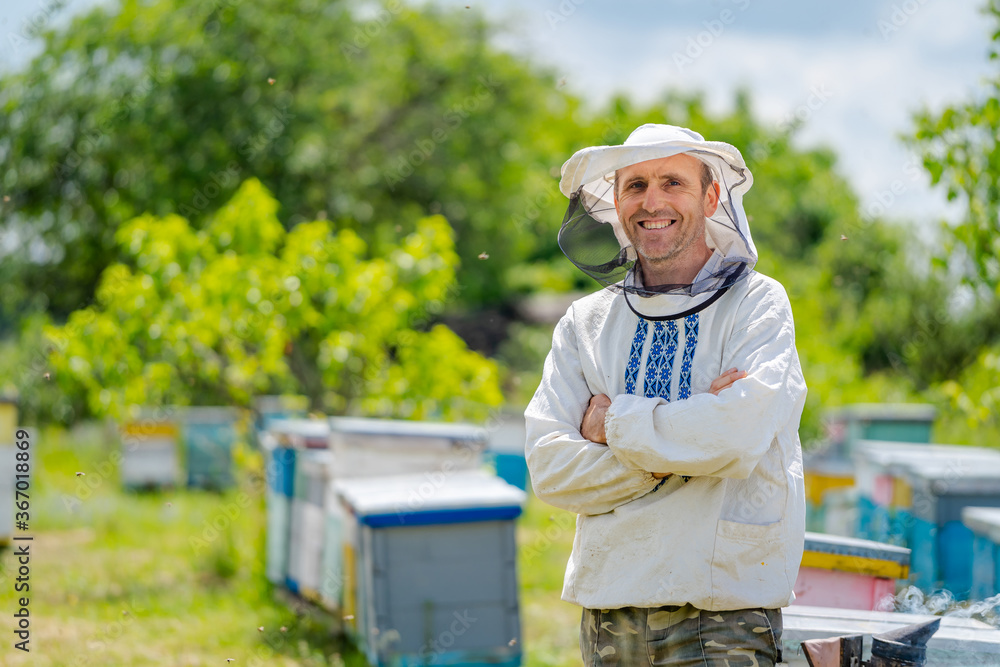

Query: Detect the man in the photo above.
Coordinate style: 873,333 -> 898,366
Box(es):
525,124 -> 807,666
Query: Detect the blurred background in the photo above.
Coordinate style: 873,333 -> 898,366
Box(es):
0,0 -> 999,664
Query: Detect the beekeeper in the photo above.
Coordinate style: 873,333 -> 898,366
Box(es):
524,124 -> 807,666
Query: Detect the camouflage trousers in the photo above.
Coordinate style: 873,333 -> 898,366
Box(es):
580,604 -> 783,666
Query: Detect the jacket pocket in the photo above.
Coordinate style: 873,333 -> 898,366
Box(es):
712,519 -> 789,608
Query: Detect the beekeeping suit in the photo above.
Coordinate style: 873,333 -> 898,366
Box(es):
525,124 -> 807,611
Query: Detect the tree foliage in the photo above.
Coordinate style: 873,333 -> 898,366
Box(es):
908,0 -> 1000,295
0,0 -> 577,324
42,179 -> 503,422
902,0 -> 1000,436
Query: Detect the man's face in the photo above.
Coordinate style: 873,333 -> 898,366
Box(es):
613,153 -> 719,278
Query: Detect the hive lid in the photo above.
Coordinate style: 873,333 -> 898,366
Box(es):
854,441 -> 1000,469
802,532 -> 910,579
803,532 -> 910,565
334,470 -> 525,526
902,457 -> 1000,493
328,416 -> 487,443
267,418 -> 330,448
962,507 -> 1000,542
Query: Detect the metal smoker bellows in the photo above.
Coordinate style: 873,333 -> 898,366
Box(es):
801,618 -> 941,667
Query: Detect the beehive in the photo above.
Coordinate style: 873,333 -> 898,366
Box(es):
333,470 -> 524,667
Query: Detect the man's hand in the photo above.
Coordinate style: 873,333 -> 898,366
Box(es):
710,367 -> 746,396
581,393 -> 611,444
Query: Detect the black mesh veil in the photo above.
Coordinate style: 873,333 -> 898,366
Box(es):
557,189 -> 634,287
557,128 -> 757,319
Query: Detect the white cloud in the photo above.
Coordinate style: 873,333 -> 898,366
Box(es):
473,0 -> 993,226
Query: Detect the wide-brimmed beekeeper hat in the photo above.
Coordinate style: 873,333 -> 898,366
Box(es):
558,123 -> 757,319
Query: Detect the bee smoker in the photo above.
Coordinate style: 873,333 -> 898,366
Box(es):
801,618 -> 941,667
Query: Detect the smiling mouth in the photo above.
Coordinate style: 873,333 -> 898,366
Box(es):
639,219 -> 677,230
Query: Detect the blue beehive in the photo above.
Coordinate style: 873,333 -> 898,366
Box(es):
316,417 -> 488,613
904,455 -> 1000,597
181,407 -> 239,490
486,411 -> 530,492
261,417 -> 330,589
264,444 -> 296,585
962,506 -> 1000,600
333,470 -> 525,667
852,442 -> 1000,547
852,442 -> 930,544
808,403 -> 934,538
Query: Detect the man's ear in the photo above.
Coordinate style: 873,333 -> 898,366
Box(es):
703,181 -> 720,217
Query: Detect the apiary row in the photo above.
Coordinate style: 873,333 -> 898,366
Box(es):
259,415 -> 526,667
806,403 -> 1000,601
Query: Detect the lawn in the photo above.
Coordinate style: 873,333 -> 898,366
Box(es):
0,423 -> 581,666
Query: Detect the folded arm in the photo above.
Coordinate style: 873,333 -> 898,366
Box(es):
525,309 -> 660,516
605,297 -> 806,479
584,367 -> 747,477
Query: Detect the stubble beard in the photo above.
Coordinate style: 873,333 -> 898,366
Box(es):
626,213 -> 704,279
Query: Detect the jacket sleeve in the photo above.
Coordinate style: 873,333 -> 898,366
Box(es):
604,287 -> 806,479
525,306 -> 660,516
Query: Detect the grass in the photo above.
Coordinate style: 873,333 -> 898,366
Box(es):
0,423 -> 581,666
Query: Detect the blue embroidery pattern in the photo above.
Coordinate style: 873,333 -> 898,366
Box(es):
623,318 -> 648,395
677,313 -> 700,400
621,314 -> 699,488
643,320 -> 679,399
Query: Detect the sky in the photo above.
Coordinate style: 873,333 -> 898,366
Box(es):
1,0 -> 994,231
431,0 -> 995,233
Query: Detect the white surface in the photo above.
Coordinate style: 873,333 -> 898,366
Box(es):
963,506 -> 1000,543
329,441 -> 483,480
298,503 -> 326,596
328,416 -> 486,442
265,491 -> 290,584
267,418 -> 331,447
334,470 -> 526,517
120,439 -> 178,487
287,498 -> 306,586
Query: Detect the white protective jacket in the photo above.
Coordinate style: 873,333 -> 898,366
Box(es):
524,271 -> 807,611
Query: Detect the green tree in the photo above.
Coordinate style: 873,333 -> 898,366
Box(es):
42,179 -> 503,422
0,0 -> 577,325
904,0 -> 1000,437
908,0 -> 1000,295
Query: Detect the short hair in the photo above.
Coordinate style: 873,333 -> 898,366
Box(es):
613,160 -> 714,199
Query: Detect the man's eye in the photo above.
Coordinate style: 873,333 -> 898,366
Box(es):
628,182 -> 644,190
